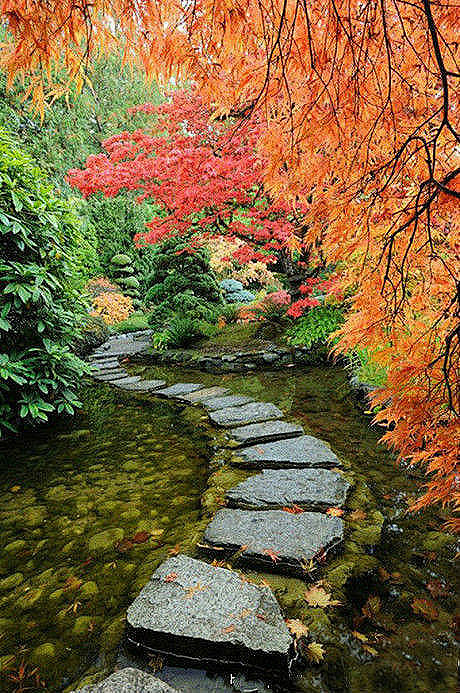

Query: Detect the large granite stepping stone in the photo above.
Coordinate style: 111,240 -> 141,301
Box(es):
155,383 -> 205,399
203,509 -> 344,574
235,435 -> 341,469
209,402 -> 283,427
103,376 -> 142,386
71,668 -> 178,692
225,468 -> 350,511
93,370 -> 130,382
114,379 -> 167,391
126,554 -> 292,672
202,394 -> 255,411
229,420 -> 304,447
178,386 -> 230,404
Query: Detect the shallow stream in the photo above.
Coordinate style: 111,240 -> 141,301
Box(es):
0,365 -> 457,692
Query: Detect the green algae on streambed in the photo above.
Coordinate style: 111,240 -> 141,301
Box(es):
0,365 -> 457,693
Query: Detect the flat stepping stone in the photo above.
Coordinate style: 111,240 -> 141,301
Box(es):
209,402 -> 283,427
201,394 -> 255,411
109,376 -> 143,386
178,386 -> 230,403
225,468 -> 350,511
229,420 -> 304,447
126,554 -> 292,672
204,509 -> 344,574
235,435 -> 341,469
71,668 -> 178,692
155,383 -> 205,399
114,379 -> 167,391
93,370 -> 130,382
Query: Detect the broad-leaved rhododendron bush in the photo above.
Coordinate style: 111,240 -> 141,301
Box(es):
1,0 -> 458,527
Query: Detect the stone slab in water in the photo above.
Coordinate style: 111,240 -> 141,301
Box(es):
155,383 -> 205,399
126,554 -> 292,672
225,468 -> 350,511
93,370 -> 130,382
228,420 -> 304,447
201,394 -> 255,411
203,509 -> 344,574
91,362 -> 121,373
178,386 -> 230,404
235,435 -> 341,469
115,379 -> 167,391
110,376 -> 144,386
71,668 -> 178,692
209,402 -> 283,427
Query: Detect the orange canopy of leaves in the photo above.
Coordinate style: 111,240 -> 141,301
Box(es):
1,0 -> 459,528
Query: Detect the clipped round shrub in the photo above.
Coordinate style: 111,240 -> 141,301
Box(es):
220,278 -> 244,293
111,253 -> 133,266
226,289 -> 255,304
0,130 -> 88,436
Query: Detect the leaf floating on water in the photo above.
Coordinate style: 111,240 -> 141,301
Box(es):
131,531 -> 151,544
362,644 -> 378,656
348,509 -> 367,522
362,595 -> 381,621
411,597 -> 439,621
305,641 -> 325,663
304,583 -> 341,608
351,630 -> 369,642
286,618 -> 309,638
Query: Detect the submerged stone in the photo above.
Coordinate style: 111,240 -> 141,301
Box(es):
88,528 -> 124,554
201,394 -> 255,411
71,668 -> 178,693
126,554 -> 292,672
229,421 -> 304,447
235,435 -> 341,469
225,468 -> 350,511
155,383 -> 205,399
203,509 -> 344,574
178,386 -> 230,403
209,402 -> 283,428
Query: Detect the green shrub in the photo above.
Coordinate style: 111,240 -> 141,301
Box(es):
284,305 -> 344,349
74,315 -> 110,356
145,237 -> 222,325
0,131 -> 89,436
111,311 -> 150,334
353,348 -> 388,387
153,316 -> 215,350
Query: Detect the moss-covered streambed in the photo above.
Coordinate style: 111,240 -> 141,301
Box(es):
0,364 -> 458,692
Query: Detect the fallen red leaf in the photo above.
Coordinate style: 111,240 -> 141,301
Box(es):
132,531 -> 151,544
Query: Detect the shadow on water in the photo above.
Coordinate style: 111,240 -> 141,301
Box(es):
0,365 -> 458,692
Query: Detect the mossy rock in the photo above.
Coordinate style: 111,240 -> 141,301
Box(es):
88,528 -> 124,554
100,615 -> 125,654
4,539 -> 26,554
111,253 -> 132,266
80,581 -> 99,600
0,572 -> 23,591
30,642 -> 57,668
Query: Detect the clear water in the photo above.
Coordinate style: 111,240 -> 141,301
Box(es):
0,366 -> 457,692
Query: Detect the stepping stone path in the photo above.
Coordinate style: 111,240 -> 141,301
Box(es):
71,668 -> 178,692
225,467 -> 350,511
235,435 -> 342,468
126,555 -> 292,672
203,509 -> 344,574
208,401 -> 283,427
229,420 -> 304,446
86,332 -> 352,685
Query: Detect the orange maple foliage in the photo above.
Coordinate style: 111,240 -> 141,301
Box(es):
1,0 -> 458,528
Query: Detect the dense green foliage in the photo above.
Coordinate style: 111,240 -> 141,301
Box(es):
0,132 -> 89,435
0,51 -> 162,287
285,304 -> 344,349
145,237 -> 223,328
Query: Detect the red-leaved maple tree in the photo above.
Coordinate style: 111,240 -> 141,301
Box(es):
1,0 -> 458,528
